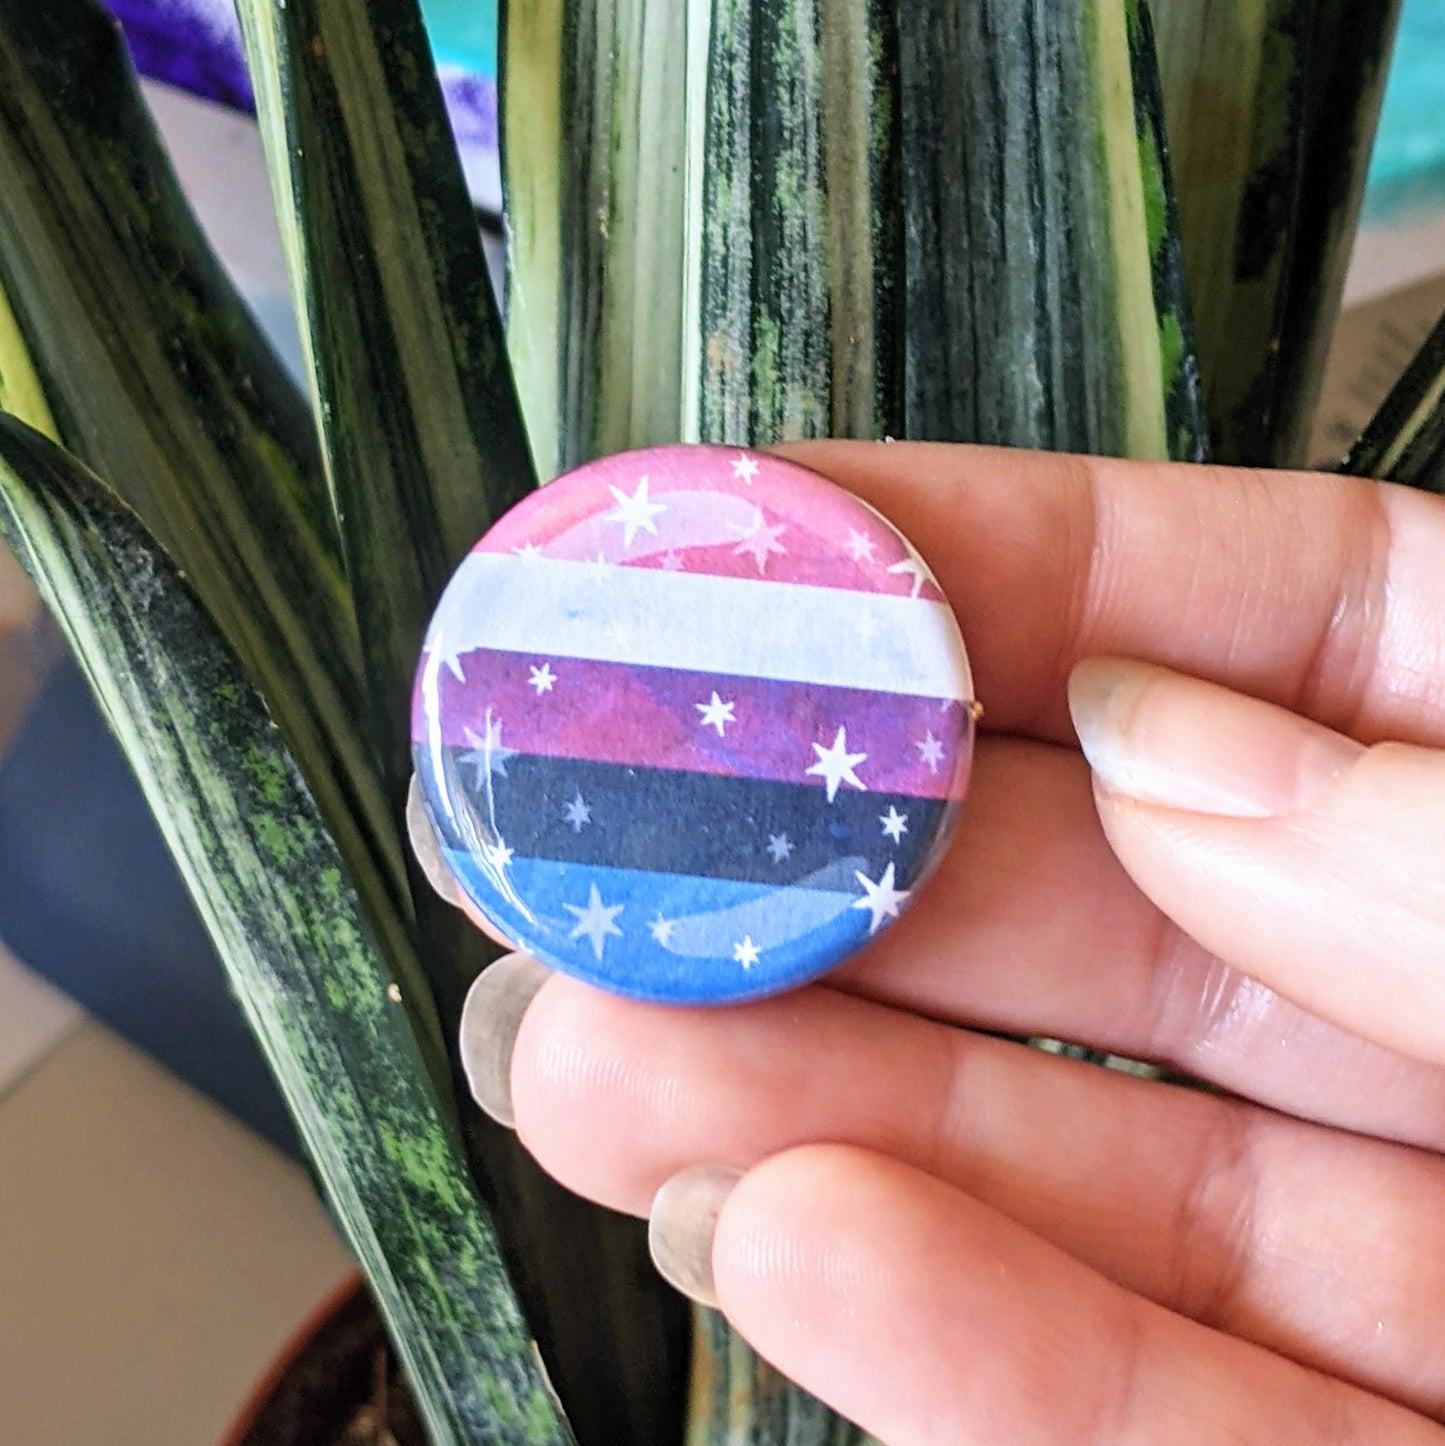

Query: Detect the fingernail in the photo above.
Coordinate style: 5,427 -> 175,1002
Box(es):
1068,657 -> 1365,819
407,775 -> 468,909
459,952 -> 551,1127
649,1164 -> 743,1308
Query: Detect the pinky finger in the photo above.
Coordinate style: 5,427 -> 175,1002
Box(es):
653,1146 -> 1444,1446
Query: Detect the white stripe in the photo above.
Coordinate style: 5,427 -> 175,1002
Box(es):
427,552 -> 970,698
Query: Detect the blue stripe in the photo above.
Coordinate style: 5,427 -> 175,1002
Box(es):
444,852 -> 873,1005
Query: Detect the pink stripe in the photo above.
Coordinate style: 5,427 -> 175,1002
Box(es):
412,649 -> 971,801
474,445 -> 943,600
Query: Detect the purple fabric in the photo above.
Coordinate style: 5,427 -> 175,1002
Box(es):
108,0 -> 253,110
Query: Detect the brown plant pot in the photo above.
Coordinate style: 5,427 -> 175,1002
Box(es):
222,1273 -> 426,1446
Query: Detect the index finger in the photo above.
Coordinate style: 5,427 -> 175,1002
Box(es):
787,441 -> 1445,747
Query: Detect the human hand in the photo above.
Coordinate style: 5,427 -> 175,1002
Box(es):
441,442 -> 1445,1443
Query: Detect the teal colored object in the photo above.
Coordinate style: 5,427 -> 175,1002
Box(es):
422,0 -> 496,75
1365,1 -> 1445,219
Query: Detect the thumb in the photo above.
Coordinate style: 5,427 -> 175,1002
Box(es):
1068,657 -> 1445,1066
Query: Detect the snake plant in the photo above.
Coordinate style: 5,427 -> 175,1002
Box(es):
0,0 -> 1433,1440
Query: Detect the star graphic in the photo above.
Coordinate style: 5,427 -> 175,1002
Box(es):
887,552 -> 929,598
807,726 -> 868,802
429,639 -> 468,683
603,475 -> 667,547
845,528 -> 877,563
564,884 -> 624,959
855,608 -> 880,645
732,452 -> 760,485
512,541 -> 543,561
649,915 -> 676,946
659,549 -> 686,572
563,791 -> 592,832
853,862 -> 910,935
730,507 -> 788,575
916,731 -> 946,774
460,710 -> 518,788
733,936 -> 761,968
483,837 -> 515,871
766,832 -> 794,863
696,691 -> 737,737
880,806 -> 909,843
528,663 -> 557,695
587,552 -> 613,581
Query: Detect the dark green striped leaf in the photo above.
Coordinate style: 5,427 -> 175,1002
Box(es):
0,415 -> 571,1446
1153,0 -> 1403,466
509,0 -> 1203,469
236,0 -> 535,817
0,0 -> 439,1071
1341,308 -> 1445,491
241,6 -> 689,1443
897,0 -> 1206,459
503,0 -> 691,477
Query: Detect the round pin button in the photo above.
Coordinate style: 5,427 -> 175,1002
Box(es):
412,445 -> 975,1005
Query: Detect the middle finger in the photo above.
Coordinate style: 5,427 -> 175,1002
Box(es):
834,734 -> 1445,1151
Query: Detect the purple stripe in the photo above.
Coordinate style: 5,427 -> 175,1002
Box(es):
413,649 -> 971,801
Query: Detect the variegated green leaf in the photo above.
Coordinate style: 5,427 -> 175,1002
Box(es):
504,0 -> 691,477
1342,308 -> 1445,492
510,0 -> 1204,470
239,5 -> 689,1442
0,0 -> 440,1071
895,0 -> 1205,459
0,414 -> 571,1446
1152,0 -> 1403,465
236,0 -> 535,816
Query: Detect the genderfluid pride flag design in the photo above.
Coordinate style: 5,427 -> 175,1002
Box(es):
413,445 -> 975,1005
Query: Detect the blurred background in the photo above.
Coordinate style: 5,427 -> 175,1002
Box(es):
0,2 -> 1441,1440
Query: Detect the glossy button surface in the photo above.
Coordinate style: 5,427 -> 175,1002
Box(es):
413,445 -> 975,1004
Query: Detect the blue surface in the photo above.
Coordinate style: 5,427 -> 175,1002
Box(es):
0,659 -> 299,1157
1366,1 -> 1445,219
423,0 -> 497,75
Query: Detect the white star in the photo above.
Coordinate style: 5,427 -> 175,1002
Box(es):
483,837 -> 515,871
564,884 -> 624,959
845,528 -> 877,563
733,935 -> 761,968
660,549 -> 686,572
806,726 -> 868,802
604,475 -> 667,547
887,553 -> 929,598
730,507 -> 788,574
696,691 -> 737,737
853,862 -> 910,935
513,541 -> 543,561
428,637 -> 469,683
563,792 -> 592,831
855,608 -> 880,645
732,452 -> 761,485
649,915 -> 676,946
766,832 -> 794,863
916,731 -> 946,773
880,806 -> 909,843
587,552 -> 613,581
460,710 -> 518,788
528,663 -> 557,695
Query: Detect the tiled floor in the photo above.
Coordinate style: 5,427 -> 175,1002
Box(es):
0,1006 -> 354,1444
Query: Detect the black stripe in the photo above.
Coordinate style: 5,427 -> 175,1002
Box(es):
424,748 -> 955,890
